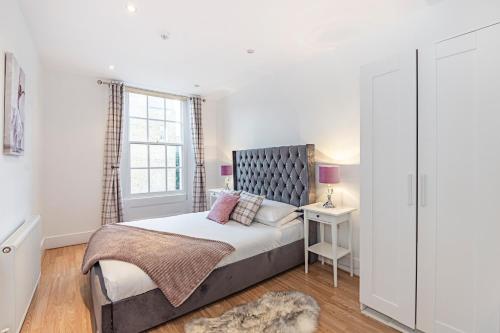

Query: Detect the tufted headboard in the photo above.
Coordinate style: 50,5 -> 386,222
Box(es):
232,144 -> 316,207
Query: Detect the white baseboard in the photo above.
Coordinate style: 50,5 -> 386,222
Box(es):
42,230 -> 96,250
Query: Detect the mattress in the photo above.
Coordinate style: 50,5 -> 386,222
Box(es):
99,211 -> 304,302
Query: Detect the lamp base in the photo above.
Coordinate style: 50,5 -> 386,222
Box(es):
322,193 -> 335,208
323,200 -> 335,208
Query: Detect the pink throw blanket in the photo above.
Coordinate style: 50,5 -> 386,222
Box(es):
82,224 -> 235,307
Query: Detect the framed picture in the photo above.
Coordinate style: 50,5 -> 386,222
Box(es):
3,52 -> 26,156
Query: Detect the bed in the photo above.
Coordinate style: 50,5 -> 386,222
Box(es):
89,144 -> 317,333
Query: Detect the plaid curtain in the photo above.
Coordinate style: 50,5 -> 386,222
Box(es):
189,96 -> 208,212
101,83 -> 124,224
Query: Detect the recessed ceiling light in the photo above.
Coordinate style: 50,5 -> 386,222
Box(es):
194,84 -> 200,88
108,65 -> 115,70
127,4 -> 137,13
246,49 -> 255,54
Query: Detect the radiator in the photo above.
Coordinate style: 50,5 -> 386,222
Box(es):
0,216 -> 42,333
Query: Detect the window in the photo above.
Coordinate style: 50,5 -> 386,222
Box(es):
123,90 -> 186,198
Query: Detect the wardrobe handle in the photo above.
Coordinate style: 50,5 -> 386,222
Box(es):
420,174 -> 427,207
408,174 -> 414,206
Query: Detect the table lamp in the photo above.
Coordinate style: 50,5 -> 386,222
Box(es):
319,165 -> 340,208
220,165 -> 233,190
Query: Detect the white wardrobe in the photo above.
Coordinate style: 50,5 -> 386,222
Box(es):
361,23 -> 500,333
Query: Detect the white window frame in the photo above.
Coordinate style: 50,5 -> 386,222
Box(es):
121,87 -> 189,206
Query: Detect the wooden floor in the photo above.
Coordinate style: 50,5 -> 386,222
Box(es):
21,244 -> 395,333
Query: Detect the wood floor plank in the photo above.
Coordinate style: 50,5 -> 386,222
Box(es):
21,244 -> 395,333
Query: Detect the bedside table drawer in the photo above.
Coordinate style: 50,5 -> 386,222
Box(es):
305,211 -> 335,223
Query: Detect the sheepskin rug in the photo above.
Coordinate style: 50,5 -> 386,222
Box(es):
185,291 -> 320,333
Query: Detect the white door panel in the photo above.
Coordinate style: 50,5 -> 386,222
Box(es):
418,23 -> 500,333
360,52 -> 417,328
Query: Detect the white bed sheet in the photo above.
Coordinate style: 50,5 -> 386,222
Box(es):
99,211 -> 304,302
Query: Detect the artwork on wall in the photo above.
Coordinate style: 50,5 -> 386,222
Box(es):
3,52 -> 26,156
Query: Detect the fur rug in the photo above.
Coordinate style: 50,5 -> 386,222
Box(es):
184,291 -> 320,333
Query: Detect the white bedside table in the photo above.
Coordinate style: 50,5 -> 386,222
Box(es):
301,203 -> 356,287
207,188 -> 225,207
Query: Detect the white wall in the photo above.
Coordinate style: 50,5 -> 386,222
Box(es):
0,0 -> 42,243
203,99 -> 220,190
40,70 -> 107,247
215,0 -> 500,273
40,69 -> 218,246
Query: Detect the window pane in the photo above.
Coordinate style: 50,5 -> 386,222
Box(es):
129,118 -> 147,141
149,145 -> 165,167
167,146 -> 182,167
167,168 -> 182,191
150,168 -> 166,192
129,93 -> 147,118
148,120 -> 165,142
148,107 -> 164,120
166,122 -> 182,143
131,169 -> 148,194
130,144 -> 148,168
148,96 -> 164,109
165,99 -> 182,121
127,92 -> 185,196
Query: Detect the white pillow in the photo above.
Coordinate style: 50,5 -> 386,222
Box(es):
257,211 -> 303,228
254,199 -> 298,224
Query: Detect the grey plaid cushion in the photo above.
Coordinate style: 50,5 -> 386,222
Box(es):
230,191 -> 264,226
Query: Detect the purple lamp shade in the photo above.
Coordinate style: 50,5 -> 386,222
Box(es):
220,165 -> 233,176
319,165 -> 340,184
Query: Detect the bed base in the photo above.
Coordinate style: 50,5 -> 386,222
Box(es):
90,235 -> 317,333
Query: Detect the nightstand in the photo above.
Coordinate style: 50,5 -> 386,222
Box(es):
207,188 -> 225,207
301,203 -> 356,287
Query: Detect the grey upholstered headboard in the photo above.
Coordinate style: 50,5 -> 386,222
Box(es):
232,144 -> 315,207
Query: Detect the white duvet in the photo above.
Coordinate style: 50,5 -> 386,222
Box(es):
99,211 -> 304,302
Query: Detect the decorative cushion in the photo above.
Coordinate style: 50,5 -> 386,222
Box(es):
207,193 -> 240,224
254,199 -> 298,224
256,211 -> 303,228
230,192 -> 264,226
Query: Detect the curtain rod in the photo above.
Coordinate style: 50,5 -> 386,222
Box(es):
97,79 -> 205,102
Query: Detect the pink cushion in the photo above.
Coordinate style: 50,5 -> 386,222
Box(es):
207,193 -> 240,224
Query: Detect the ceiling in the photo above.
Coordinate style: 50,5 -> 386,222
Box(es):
19,0 -> 429,99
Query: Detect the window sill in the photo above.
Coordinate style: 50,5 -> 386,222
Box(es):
123,193 -> 188,208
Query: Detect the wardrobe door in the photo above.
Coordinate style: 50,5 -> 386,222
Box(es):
360,52 -> 417,328
418,24 -> 500,333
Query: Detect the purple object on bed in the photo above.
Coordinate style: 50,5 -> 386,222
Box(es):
207,193 -> 240,224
